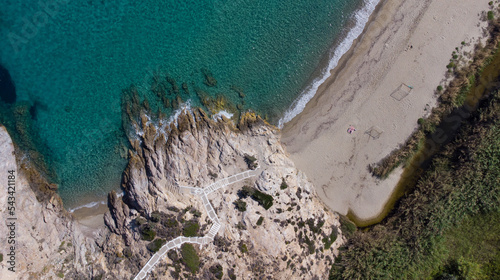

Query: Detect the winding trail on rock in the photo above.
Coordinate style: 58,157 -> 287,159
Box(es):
134,169 -> 260,280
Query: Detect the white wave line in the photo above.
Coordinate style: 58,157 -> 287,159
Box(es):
278,0 -> 380,128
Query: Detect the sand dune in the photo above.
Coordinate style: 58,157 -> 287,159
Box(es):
282,0 -> 490,221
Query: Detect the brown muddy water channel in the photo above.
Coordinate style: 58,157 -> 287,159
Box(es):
348,50 -> 500,227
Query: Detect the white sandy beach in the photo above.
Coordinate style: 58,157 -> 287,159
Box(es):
282,0 -> 491,221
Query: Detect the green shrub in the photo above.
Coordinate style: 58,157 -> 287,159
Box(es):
338,215 -> 356,238
168,250 -> 179,262
209,264 -> 224,279
239,241 -> 248,253
150,211 -> 162,223
307,218 -> 325,234
190,208 -> 202,218
139,224 -> 156,241
234,199 -> 247,212
488,11 -> 494,20
208,171 -> 218,180
256,216 -> 264,226
0,253 -> 3,262
251,190 -> 274,210
181,243 -> 200,274
280,179 -> 288,190
244,154 -> 258,170
437,85 -> 443,92
183,221 -> 200,237
297,220 -> 305,228
167,206 -> 180,212
302,235 -> 316,255
238,186 -> 255,198
162,216 -> 179,229
56,272 -> 64,278
147,238 -> 166,252
322,227 -> 338,250
236,221 -> 246,230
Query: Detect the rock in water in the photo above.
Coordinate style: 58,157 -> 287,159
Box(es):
0,65 -> 16,104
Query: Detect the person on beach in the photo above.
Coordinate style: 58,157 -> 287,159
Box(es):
347,125 -> 356,134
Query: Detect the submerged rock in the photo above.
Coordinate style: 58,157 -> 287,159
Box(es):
0,64 -> 15,104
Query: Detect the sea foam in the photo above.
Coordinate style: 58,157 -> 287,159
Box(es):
278,0 -> 380,128
212,110 -> 234,121
68,191 -> 124,213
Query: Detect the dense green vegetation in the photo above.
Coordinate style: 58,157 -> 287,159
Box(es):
330,86 -> 500,279
370,18 -> 500,179
338,214 -> 357,238
182,221 -> 200,237
435,212 -> 500,279
181,243 -> 200,274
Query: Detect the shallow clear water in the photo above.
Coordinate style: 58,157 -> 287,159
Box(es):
0,0 -> 366,207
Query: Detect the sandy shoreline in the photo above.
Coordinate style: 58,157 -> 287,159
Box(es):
71,201 -> 108,229
282,0 -> 490,221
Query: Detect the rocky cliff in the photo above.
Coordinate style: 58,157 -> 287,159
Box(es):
0,107 -> 344,279
0,125 -> 107,280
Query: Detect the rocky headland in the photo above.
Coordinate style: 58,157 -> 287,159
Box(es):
0,102 -> 345,279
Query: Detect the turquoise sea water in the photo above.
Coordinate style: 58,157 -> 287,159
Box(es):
0,0 -> 373,208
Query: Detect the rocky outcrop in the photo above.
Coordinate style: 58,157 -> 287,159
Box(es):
0,107 -> 345,279
105,109 -> 345,279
